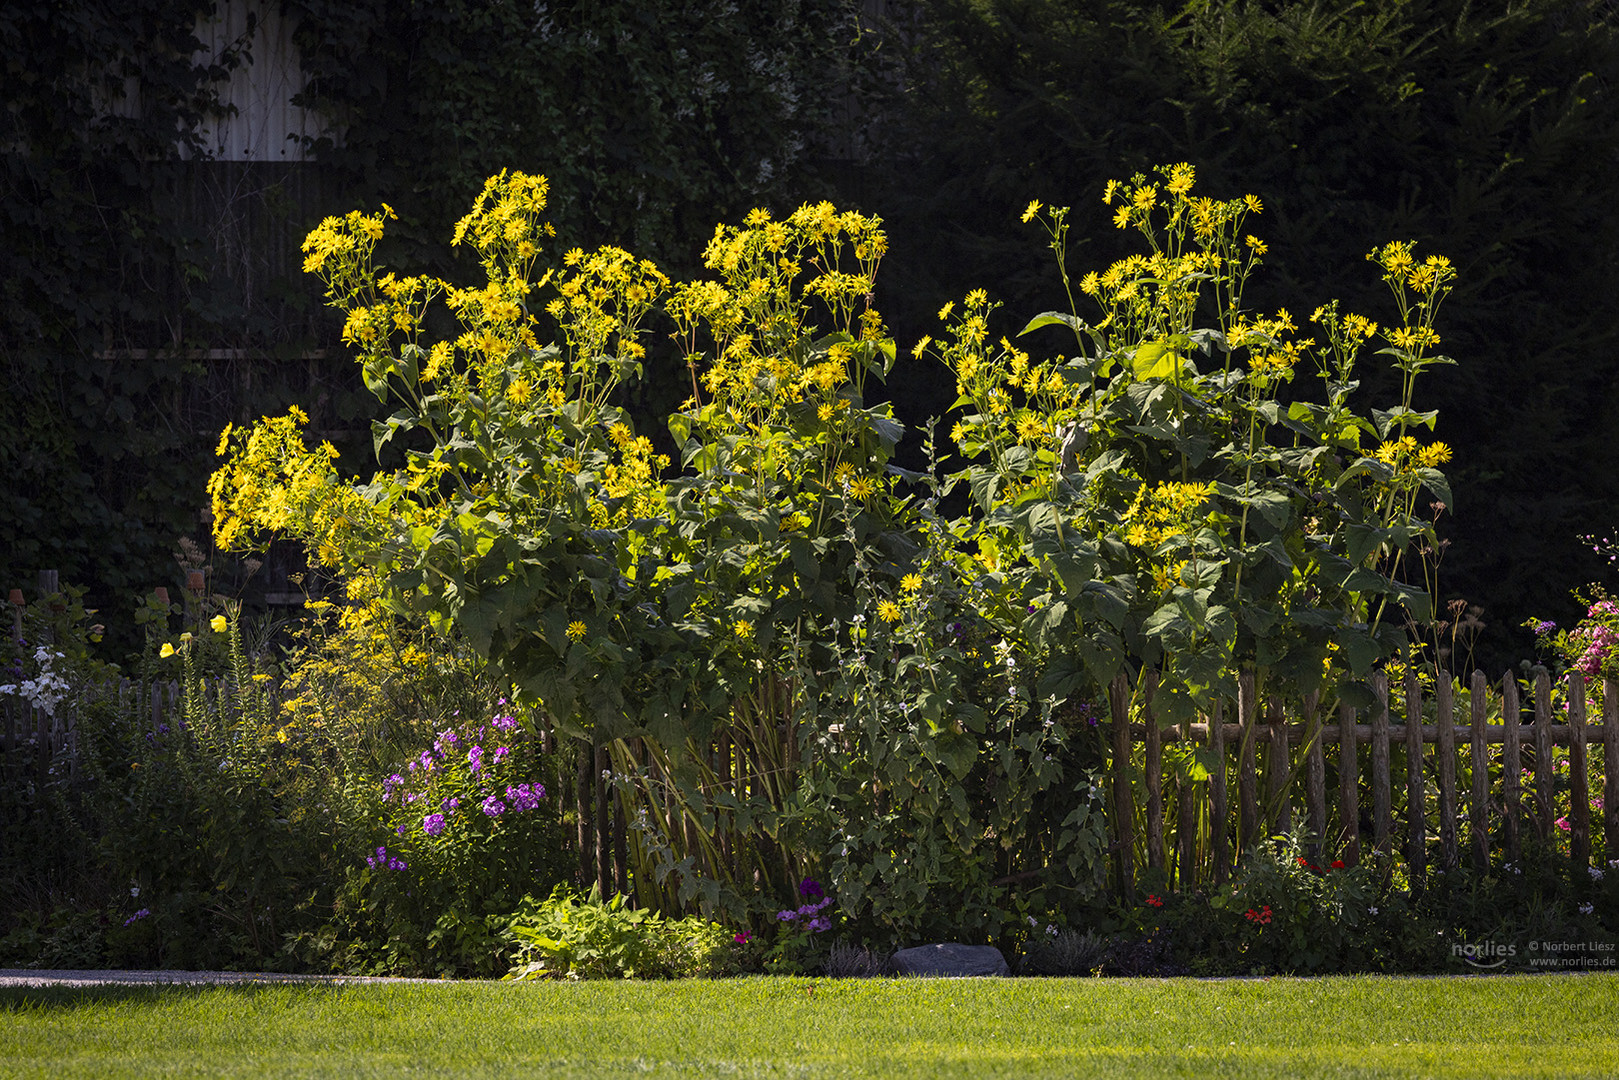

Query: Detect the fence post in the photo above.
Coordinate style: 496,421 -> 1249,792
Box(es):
1305,692 -> 1325,865
1268,695 -> 1291,834
1568,673 -> 1590,870
1238,668 -> 1259,855
1502,672 -> 1522,864
1470,671 -> 1490,871
1209,699 -> 1229,885
1404,668 -> 1426,885
1109,672 -> 1134,898
1142,672 -> 1164,874
1177,707 -> 1196,892
1338,699 -> 1360,866
1606,679 -> 1619,864
576,739 -> 593,886
1371,672 -> 1392,857
1435,677 -> 1458,872
1533,667 -> 1554,841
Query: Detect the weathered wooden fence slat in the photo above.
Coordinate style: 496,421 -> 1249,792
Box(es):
1103,665 -> 1617,898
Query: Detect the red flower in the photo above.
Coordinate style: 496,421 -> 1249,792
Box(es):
1297,857 -> 1309,866
1145,893 -> 1164,908
1331,859 -> 1346,870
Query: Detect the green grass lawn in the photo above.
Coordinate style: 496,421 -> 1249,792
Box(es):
2,974 -> 1615,1079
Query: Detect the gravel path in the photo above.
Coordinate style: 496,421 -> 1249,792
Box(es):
0,969 -> 441,988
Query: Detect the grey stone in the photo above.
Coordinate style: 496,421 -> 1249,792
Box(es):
890,943 -> 1010,977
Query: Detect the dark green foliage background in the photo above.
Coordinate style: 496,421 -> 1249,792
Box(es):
4,0 -> 1616,671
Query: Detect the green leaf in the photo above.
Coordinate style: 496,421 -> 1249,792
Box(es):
1018,311 -> 1088,338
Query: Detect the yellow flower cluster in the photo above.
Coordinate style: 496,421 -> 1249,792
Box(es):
547,246 -> 669,384
1121,480 -> 1219,593
208,407 -> 386,570
1374,436 -> 1452,471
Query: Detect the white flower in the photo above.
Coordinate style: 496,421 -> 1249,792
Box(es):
1368,906 -> 1379,915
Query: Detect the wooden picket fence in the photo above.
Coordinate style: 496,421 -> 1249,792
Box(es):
1109,667 -> 1619,895
1,679 -> 217,784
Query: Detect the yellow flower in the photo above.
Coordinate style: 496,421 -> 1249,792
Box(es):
566,620 -> 587,642
1021,199 -> 1043,224
878,600 -> 903,623
159,642 -> 175,658
734,619 -> 754,640
1112,204 -> 1132,229
845,477 -> 877,499
901,573 -> 923,593
1245,235 -> 1268,255
1416,442 -> 1453,467
1244,194 -> 1263,214
938,300 -> 955,322
210,614 -> 227,633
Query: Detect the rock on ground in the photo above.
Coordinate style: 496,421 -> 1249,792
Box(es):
890,943 -> 1010,977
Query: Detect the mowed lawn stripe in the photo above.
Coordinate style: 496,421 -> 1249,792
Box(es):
1,974 -> 1614,1079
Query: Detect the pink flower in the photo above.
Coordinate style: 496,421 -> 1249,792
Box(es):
1556,816 -> 1572,832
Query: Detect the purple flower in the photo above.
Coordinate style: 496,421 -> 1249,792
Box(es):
384,773 -> 404,790
423,813 -> 446,836
396,824 -> 408,836
468,745 -> 484,774
481,795 -> 506,817
806,916 -> 831,933
799,877 -> 824,900
492,713 -> 518,732
442,797 -> 460,814
734,930 -> 753,944
419,750 -> 434,771
1534,620 -> 1557,635
123,908 -> 150,926
493,746 -> 511,762
387,857 -> 407,871
777,909 -> 797,921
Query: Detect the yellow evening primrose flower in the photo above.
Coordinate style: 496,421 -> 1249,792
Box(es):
159,642 -> 175,658
566,620 -> 587,642
901,573 -> 923,593
878,600 -> 903,623
210,615 -> 227,633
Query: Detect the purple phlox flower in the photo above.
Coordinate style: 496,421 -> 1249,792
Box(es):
423,813 -> 446,836
493,746 -> 511,762
505,783 -> 543,812
806,916 -> 831,933
396,824 -> 408,836
481,795 -> 506,817
798,877 -> 824,900
442,796 -> 460,814
468,745 -> 484,774
492,713 -> 518,732
407,760 -> 418,772
366,845 -> 389,868
387,857 -> 407,871
405,793 -> 419,804
1534,620 -> 1557,635
384,773 -> 404,791
434,729 -> 459,755
123,908 -> 150,926
777,909 -> 798,921
419,750 -> 434,771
